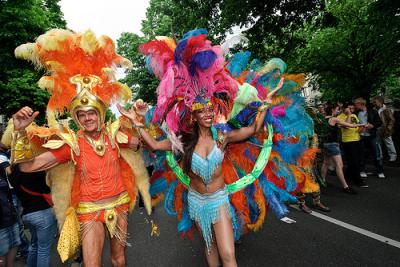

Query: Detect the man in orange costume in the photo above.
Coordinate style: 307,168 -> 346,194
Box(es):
10,29 -> 152,266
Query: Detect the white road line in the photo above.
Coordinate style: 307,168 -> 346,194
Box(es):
289,205 -> 400,249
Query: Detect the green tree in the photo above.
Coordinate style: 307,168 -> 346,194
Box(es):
117,0 -> 326,102
0,0 -> 66,123
118,0 -> 220,103
211,0 -> 325,60
117,33 -> 159,103
293,0 -> 400,102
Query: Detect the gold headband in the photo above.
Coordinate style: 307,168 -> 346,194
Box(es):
191,101 -> 213,111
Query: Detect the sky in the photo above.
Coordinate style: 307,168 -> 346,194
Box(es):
59,0 -> 150,41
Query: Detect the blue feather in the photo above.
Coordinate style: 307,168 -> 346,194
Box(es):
227,51 -> 251,77
164,180 -> 178,216
177,190 -> 193,233
145,56 -> 154,75
174,39 -> 188,63
189,51 -> 217,76
149,177 -> 167,197
249,58 -> 262,71
244,185 -> 259,223
259,174 -> 296,218
228,203 -> 244,241
182,28 -> 208,39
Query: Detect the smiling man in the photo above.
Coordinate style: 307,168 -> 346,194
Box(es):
9,29 -> 152,267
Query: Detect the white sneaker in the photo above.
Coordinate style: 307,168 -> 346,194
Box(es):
360,172 -> 368,178
280,217 -> 296,224
378,173 -> 385,179
389,156 -> 397,162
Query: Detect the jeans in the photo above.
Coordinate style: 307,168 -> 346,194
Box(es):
360,135 -> 384,174
11,193 -> 29,257
377,134 -> 397,159
22,208 -> 58,267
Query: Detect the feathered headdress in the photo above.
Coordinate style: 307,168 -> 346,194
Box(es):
14,29 -> 133,128
139,29 -> 238,134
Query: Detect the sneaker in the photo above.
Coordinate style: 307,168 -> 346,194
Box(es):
360,172 -> 368,178
280,216 -> 297,224
377,173 -> 385,179
343,187 -> 358,194
355,180 -> 369,188
389,156 -> 397,162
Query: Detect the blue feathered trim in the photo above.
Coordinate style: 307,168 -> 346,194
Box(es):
182,28 -> 208,40
164,180 -> 178,216
145,106 -> 156,127
279,93 -> 314,137
259,174 -> 296,218
245,185 -> 260,223
273,158 -> 297,192
273,137 -> 307,164
249,58 -> 262,71
149,177 -> 168,197
214,123 -> 234,133
227,51 -> 251,77
177,190 -> 193,233
229,203 -> 244,241
174,39 -> 188,63
174,29 -> 208,63
145,56 -> 154,75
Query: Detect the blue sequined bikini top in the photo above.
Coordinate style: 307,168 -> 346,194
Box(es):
191,143 -> 224,185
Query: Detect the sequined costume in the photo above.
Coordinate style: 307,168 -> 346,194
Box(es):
10,29 -> 152,262
137,29 -> 318,250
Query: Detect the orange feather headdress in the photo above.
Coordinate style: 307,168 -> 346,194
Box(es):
14,29 -> 133,128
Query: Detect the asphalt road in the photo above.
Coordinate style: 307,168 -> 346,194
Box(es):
16,162 -> 400,267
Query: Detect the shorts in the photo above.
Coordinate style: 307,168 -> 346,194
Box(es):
0,223 -> 21,256
323,142 -> 341,156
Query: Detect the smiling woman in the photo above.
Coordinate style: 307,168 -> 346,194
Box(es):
59,0 -> 150,41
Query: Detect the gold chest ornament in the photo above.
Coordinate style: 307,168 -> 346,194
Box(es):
83,132 -> 106,156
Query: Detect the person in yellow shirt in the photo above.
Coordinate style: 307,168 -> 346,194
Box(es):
337,103 -> 368,188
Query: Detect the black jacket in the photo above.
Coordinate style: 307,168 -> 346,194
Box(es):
358,108 -> 382,137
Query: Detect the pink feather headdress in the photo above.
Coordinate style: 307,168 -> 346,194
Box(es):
139,29 -> 238,135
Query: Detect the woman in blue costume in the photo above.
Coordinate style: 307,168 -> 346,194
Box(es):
119,29 -> 313,266
119,84 -> 280,266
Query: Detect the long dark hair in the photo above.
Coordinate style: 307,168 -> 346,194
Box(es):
181,123 -> 199,173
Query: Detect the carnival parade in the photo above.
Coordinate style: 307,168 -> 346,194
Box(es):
0,1 -> 399,267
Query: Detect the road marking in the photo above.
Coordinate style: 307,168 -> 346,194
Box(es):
290,205 -> 400,249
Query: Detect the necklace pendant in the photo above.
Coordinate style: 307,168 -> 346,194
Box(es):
94,143 -> 105,156
85,132 -> 106,156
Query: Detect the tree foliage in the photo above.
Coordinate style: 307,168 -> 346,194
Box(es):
117,0 -> 324,103
293,0 -> 400,102
0,0 -> 66,123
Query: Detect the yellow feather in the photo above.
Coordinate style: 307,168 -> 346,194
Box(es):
80,30 -> 98,55
155,36 -> 177,51
36,29 -> 74,51
1,119 -> 14,148
120,148 -> 152,215
102,67 -> 116,81
38,76 -> 55,92
116,82 -> 132,102
14,43 -> 40,67
47,162 -> 75,228
120,58 -> 133,69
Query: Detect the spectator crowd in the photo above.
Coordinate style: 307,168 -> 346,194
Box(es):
315,96 -> 398,194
